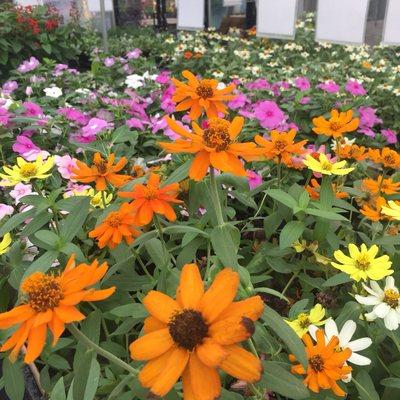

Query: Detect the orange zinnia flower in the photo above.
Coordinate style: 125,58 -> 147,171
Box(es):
290,329 -> 352,397
159,116 -> 257,181
129,263 -> 264,398
362,176 -> 400,195
118,172 -> 182,225
305,178 -> 348,200
334,144 -> 367,161
0,255 -> 115,363
172,70 -> 236,120
359,196 -> 388,222
367,147 -> 400,169
312,110 -> 359,138
89,202 -> 141,249
253,130 -> 307,166
73,152 -> 130,190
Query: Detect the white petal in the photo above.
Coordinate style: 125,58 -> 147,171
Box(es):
364,311 -> 377,321
385,276 -> 396,290
368,281 -> 384,296
384,310 -> 399,330
373,303 -> 391,318
339,320 -> 356,345
355,295 -> 380,306
342,371 -> 352,383
347,337 -> 372,352
324,318 -> 338,340
308,325 -> 318,341
348,352 -> 372,366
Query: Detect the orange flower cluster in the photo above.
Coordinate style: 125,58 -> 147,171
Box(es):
129,263 -> 264,399
0,255 -> 115,362
290,330 -> 352,397
366,147 -> 400,169
313,110 -> 359,138
334,144 -> 367,161
306,178 -> 348,200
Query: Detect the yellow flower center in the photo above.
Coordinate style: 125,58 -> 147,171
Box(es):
309,354 -> 325,372
203,118 -> 231,152
384,289 -> 400,308
355,254 -> 371,271
196,81 -> 214,99
106,212 -> 122,227
297,314 -> 311,329
21,272 -> 64,312
320,160 -> 333,171
168,309 -> 209,350
20,163 -> 38,178
330,122 -> 343,131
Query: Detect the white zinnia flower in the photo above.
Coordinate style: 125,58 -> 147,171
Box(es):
310,318 -> 371,381
43,86 -> 62,98
125,74 -> 144,89
355,277 -> 400,331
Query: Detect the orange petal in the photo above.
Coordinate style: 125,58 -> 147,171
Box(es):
54,305 -> 85,323
143,316 -> 167,334
176,263 -> 204,309
129,328 -> 174,360
24,323 -> 47,363
143,291 -> 181,323
216,296 -> 264,322
209,316 -> 254,345
220,345 -> 262,382
81,287 -> 116,302
196,338 -> 228,368
228,116 -> 244,139
199,268 -> 239,323
189,150 -> 210,181
182,367 -> 196,400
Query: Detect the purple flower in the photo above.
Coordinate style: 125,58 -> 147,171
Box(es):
0,107 -> 10,126
81,118 -> 111,137
2,81 -> 18,95
246,78 -> 270,90
53,63 -> 68,76
254,101 -> 285,129
126,48 -> 142,59
126,117 -> 146,131
0,204 -> 14,220
358,106 -> 382,137
17,57 -> 40,73
104,57 -> 115,67
246,170 -> 263,190
381,129 -> 398,144
58,107 -> 88,125
345,79 -> 366,96
294,77 -> 310,91
156,71 -> 171,85
316,80 -> 340,94
228,92 -> 248,110
161,98 -> 175,114
299,96 -> 311,105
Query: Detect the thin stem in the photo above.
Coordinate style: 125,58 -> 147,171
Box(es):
68,324 -> 139,376
281,271 -> 299,296
153,214 -> 170,290
108,374 -> 135,400
102,190 -> 107,209
209,168 -> 224,225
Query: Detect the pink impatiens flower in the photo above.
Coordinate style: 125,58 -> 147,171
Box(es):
54,155 -> 78,179
254,100 -> 285,129
345,79 -> 367,96
294,77 -> 310,91
9,183 -> 33,204
381,129 -> 398,144
0,204 -> 14,220
316,80 -> 340,94
12,135 -> 49,161
247,170 -> 263,190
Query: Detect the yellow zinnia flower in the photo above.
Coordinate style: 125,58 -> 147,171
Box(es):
381,200 -> 400,220
332,243 -> 393,282
286,304 -> 326,337
0,156 -> 54,186
88,189 -> 113,209
0,233 -> 11,255
303,154 -> 354,176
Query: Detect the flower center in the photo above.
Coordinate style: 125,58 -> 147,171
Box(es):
203,118 -> 231,152
168,309 -> 208,351
106,212 -> 122,227
330,122 -> 343,131
383,154 -> 396,167
309,354 -> 325,372
355,255 -> 370,271
321,161 -> 333,171
21,272 -> 63,312
297,314 -> 311,329
94,159 -> 108,174
196,81 -> 214,99
144,186 -> 158,200
20,163 -> 38,178
384,289 -> 400,308
274,139 -> 287,152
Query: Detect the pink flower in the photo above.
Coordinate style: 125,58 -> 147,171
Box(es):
254,101 -> 285,129
25,86 -> 33,96
22,102 -> 47,125
247,170 -> 263,190
156,71 -> 171,85
0,107 -> 10,126
2,81 -> 18,95
294,77 -> 310,91
9,183 -> 33,204
54,155 -> 78,179
64,182 -> 91,197
345,79 -> 366,96
81,118 -> 111,136
299,96 -> 311,105
358,106 -> 382,137
104,57 -> 115,67
126,117 -> 146,131
0,203 -> 14,220
58,107 -> 88,125
126,48 -> 142,59
228,92 -> 248,110
316,80 -> 340,94
17,57 -> 40,73
246,78 -> 270,90
12,135 -> 49,161
381,129 -> 398,144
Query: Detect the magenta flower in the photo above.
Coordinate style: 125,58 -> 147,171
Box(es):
345,79 -> 366,96
12,135 -> 49,161
17,57 -> 40,73
0,204 -> 13,220
104,57 -> 115,67
2,81 -> 18,95
58,107 -> 88,125
9,183 -> 33,204
228,92 -> 248,110
299,96 -> 311,105
22,102 -> 44,117
246,170 -> 263,190
54,155 -> 78,179
0,107 -> 10,126
156,71 -> 171,85
126,49 -> 142,59
81,118 -> 111,137
294,77 -> 310,91
254,100 -> 285,129
316,80 -> 340,94
381,129 -> 398,144
358,106 -> 382,137
246,78 -> 270,90
126,117 -> 146,131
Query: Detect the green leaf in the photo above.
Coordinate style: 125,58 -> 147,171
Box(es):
35,230 -> 60,249
279,221 -> 305,250
163,225 -> 209,238
3,358 -> 25,400
163,160 -> 190,185
262,306 -> 307,368
73,351 -> 100,400
50,377 -> 66,400
59,196 -> 90,242
319,176 -> 333,209
109,303 -> 147,318
353,371 -> 380,400
0,208 -> 36,236
323,272 -> 352,287
381,378 -> 400,389
210,223 -> 240,269
23,250 -> 59,278
267,189 -> 297,209
20,211 -> 52,237
305,207 -> 348,221
262,361 -> 309,399
111,125 -> 138,144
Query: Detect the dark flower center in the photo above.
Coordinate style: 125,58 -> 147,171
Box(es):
168,309 -> 208,351
203,118 -> 231,152
196,83 -> 214,99
94,159 -> 108,174
330,122 -> 343,131
309,354 -> 325,372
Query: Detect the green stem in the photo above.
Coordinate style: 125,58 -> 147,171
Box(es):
281,271 -> 299,296
108,374 -> 135,400
101,190 -> 107,209
153,214 -> 170,290
389,331 -> 400,353
68,324 -> 139,375
209,168 -> 224,225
